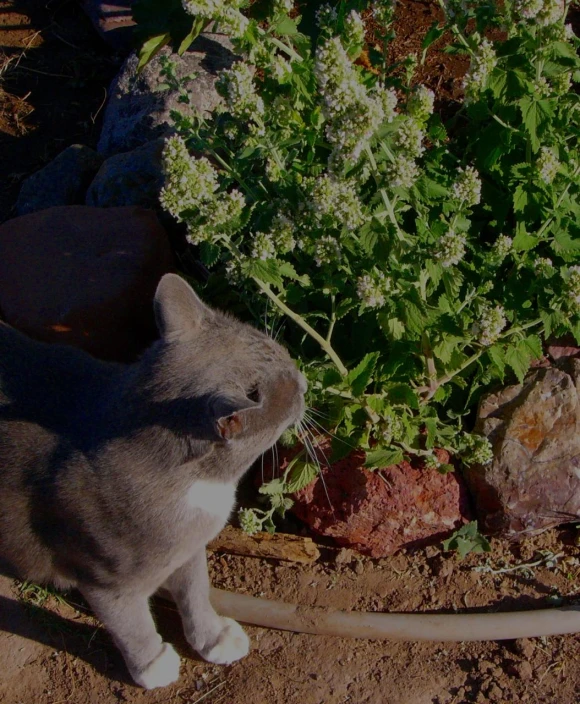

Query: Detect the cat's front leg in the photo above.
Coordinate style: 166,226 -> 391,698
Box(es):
165,550 -> 249,665
81,586 -> 180,689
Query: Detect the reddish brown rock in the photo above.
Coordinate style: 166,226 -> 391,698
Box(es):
262,446 -> 472,557
0,206 -> 174,361
464,361 -> 580,537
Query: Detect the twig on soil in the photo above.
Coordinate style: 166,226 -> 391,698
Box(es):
473,550 -> 563,577
192,680 -> 226,703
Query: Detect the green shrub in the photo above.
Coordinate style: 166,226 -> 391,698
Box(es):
136,0 -> 580,522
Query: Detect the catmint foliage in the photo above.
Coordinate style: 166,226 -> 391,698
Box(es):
148,0 -> 580,503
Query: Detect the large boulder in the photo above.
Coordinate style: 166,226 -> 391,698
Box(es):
264,446 -> 472,557
97,36 -> 236,157
16,145 -> 104,216
0,206 -> 174,361
464,361 -> 580,537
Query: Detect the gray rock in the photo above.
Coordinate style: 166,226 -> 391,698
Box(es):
97,34 -> 236,157
16,145 -> 104,216
464,360 -> 580,537
86,138 -> 165,209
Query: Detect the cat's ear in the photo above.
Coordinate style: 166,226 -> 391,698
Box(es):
154,274 -> 211,341
211,394 -> 262,441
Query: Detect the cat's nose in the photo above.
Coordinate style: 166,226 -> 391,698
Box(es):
297,372 -> 308,395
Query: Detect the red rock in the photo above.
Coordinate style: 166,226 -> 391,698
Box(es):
0,206 -> 174,361
464,361 -> 580,537
260,445 -> 472,557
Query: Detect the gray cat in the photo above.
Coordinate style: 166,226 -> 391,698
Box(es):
0,273 -> 306,689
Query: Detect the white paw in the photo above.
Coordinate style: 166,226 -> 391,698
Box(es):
131,643 -> 181,689
200,618 -> 250,665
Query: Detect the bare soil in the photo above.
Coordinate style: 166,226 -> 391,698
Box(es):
1,2 -> 580,704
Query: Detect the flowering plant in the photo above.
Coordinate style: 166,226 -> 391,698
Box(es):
137,0 -> 580,528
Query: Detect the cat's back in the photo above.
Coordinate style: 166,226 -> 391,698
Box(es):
0,322 -> 124,434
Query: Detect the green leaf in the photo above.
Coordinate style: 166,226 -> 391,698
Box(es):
347,352 -> 380,396
433,335 -> 463,365
487,345 -> 506,380
137,32 -> 171,72
364,447 -> 404,469
279,261 -> 310,285
286,461 -> 318,493
378,314 -> 405,341
513,185 -> 528,213
246,259 -> 284,289
421,22 -> 445,51
385,384 -> 420,409
274,15 -> 299,36
505,343 -> 530,383
322,367 -> 343,388
258,478 -> 285,496
518,97 -> 555,152
199,242 -> 220,268
512,225 -> 537,251
442,521 -> 491,558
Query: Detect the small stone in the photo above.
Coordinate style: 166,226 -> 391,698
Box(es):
487,684 -> 503,701
0,206 -> 174,361
477,659 -> 495,674
512,638 -> 535,659
16,145 -> 104,216
86,138 -> 165,210
335,548 -> 354,565
508,659 -> 533,681
354,560 -> 364,575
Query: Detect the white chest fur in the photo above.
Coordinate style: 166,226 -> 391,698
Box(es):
185,480 -> 236,522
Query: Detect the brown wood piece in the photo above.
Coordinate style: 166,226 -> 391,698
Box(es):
208,525 -> 320,564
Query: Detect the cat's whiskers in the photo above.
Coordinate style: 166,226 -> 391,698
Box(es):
303,412 -> 357,450
295,419 -> 334,513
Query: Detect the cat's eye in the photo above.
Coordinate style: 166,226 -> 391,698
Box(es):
247,386 -> 261,403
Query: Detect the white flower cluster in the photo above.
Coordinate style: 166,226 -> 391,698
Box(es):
182,0 -> 248,38
216,61 -> 264,120
160,136 -> 218,220
344,10 -> 365,49
378,86 -> 398,122
357,269 -> 392,309
380,413 -> 404,444
251,232 -> 276,260
465,435 -> 494,465
566,265 -> 580,307
452,165 -> 482,206
395,117 -> 425,158
238,508 -> 262,535
514,0 -> 564,25
273,0 -> 293,13
407,85 -> 435,123
463,39 -> 497,103
315,36 -> 385,162
272,54 -> 292,81
160,136 -> 246,244
551,71 -> 572,95
493,234 -> 513,259
371,0 -> 397,28
310,175 -> 366,231
472,304 -> 506,346
534,256 -> 554,275
537,147 -> 559,184
436,229 -> 467,267
316,3 -> 338,29
314,235 -> 342,267
270,214 -> 296,253
387,154 -> 420,189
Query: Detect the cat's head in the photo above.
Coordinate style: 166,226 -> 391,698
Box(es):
151,274 -> 307,451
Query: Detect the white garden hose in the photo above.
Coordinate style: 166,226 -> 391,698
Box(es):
209,588 -> 580,641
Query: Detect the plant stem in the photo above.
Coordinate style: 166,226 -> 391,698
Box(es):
417,318 -> 543,401
252,279 -> 349,377
536,163 -> 580,239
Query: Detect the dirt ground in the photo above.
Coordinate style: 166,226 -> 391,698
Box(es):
1,1 -> 580,703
